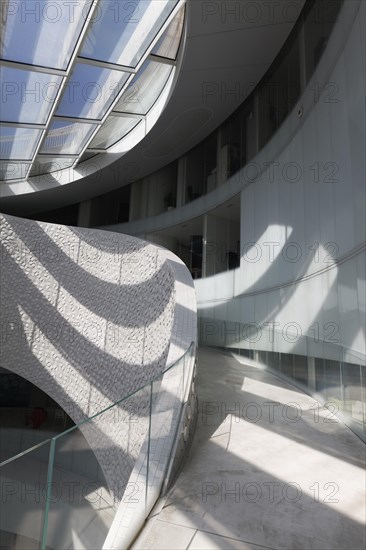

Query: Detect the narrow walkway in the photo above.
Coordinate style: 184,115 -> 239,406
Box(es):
133,348 -> 365,550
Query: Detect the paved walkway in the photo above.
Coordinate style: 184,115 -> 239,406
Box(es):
133,347 -> 365,550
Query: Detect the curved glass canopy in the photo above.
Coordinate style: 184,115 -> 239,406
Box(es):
0,0 -> 186,182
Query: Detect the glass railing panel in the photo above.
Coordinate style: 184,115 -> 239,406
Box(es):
0,345 -> 196,549
146,354 -> 186,509
44,383 -> 152,549
0,440 -> 51,549
43,427 -> 112,550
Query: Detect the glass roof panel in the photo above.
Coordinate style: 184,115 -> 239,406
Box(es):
151,6 -> 184,59
0,0 -> 93,70
89,116 -> 141,149
80,0 -> 179,68
114,60 -> 172,115
0,161 -> 31,181
30,156 -> 76,177
0,126 -> 43,160
40,120 -> 97,155
0,66 -> 62,124
55,63 -> 130,120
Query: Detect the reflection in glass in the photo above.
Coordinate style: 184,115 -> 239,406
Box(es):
303,0 -> 343,82
0,126 -> 42,160
0,66 -> 62,124
0,441 -> 51,547
315,358 -> 325,393
56,63 -> 130,120
293,354 -> 308,386
89,116 -> 141,150
45,429 -> 112,550
0,161 -> 30,181
40,121 -> 97,155
258,34 -> 301,149
267,351 -> 280,371
324,360 -> 341,401
222,115 -> 242,180
257,351 -> 267,365
151,6 -> 185,59
29,156 -> 76,177
342,362 -> 362,419
240,99 -> 257,166
205,212 -> 240,276
80,0 -> 178,68
0,0 -> 92,69
190,235 -> 203,280
114,61 -> 172,115
185,143 -> 205,202
281,354 -> 294,379
203,132 -> 218,193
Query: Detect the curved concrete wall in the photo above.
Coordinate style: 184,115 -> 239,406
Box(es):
0,214 -> 197,502
196,0 -> 365,364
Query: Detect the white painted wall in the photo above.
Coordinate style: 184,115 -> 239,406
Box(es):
196,0 -> 365,363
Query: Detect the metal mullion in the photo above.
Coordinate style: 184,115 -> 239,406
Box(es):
73,17 -> 182,163
76,56 -> 136,74
71,153 -> 97,168
72,71 -> 136,161
26,0 -> 185,178
132,0 -> 186,75
147,54 -> 175,66
0,59 -> 67,77
110,112 -> 146,120
0,121 -> 46,130
25,0 -> 102,179
36,154 -> 79,159
52,115 -> 103,125
82,148 -> 106,153
76,0 -> 185,77
1,177 -> 27,184
0,159 -> 32,163
112,62 -> 175,119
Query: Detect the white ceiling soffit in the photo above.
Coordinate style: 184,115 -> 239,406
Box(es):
0,0 -> 305,214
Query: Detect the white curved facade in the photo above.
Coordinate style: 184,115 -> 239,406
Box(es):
0,214 -> 196,506
195,0 -> 365,360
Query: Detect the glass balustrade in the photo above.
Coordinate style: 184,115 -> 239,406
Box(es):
0,343 -> 195,550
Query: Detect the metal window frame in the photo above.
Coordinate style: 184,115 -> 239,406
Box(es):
0,0 -> 186,182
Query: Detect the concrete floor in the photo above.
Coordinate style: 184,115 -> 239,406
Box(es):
133,347 -> 365,550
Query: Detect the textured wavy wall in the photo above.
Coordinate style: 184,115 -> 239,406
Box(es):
0,213 -> 196,501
